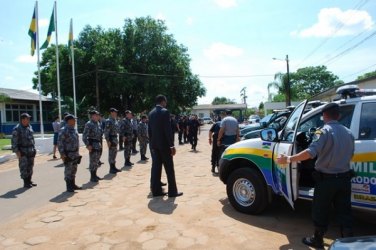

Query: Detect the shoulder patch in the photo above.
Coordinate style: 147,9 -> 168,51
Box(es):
313,130 -> 322,142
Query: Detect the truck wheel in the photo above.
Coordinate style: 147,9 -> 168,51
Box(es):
226,168 -> 268,214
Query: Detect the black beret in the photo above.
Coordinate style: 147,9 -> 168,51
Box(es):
322,103 -> 339,113
89,110 -> 100,115
64,114 -> 76,121
20,113 -> 31,119
109,108 -> 118,113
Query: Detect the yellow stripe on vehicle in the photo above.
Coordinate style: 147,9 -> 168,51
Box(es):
224,148 -> 272,159
352,152 -> 376,162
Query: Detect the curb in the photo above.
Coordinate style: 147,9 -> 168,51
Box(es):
0,153 -> 17,164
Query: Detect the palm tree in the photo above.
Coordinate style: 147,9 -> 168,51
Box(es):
267,72 -> 287,101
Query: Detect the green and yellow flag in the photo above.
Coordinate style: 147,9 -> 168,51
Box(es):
28,6 -> 37,56
40,8 -> 55,50
68,19 -> 73,63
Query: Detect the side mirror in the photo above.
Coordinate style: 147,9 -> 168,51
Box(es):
260,128 -> 278,142
261,121 -> 267,128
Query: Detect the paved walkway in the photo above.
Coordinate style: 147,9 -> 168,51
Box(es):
0,125 -> 375,249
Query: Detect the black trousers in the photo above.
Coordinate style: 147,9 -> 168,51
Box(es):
178,130 -> 184,143
312,176 -> 352,232
189,131 -> 198,147
132,130 -> 138,151
150,148 -> 177,195
211,142 -> 220,167
183,129 -> 188,142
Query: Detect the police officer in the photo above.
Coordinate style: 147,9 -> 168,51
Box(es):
83,110 -> 103,182
120,110 -> 134,167
209,115 -> 223,174
131,114 -> 139,154
177,115 -> 185,145
277,103 -> 355,249
11,113 -> 37,188
104,108 -> 121,174
138,115 -> 149,161
58,114 -> 82,192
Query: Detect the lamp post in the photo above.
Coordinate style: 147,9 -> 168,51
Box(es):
273,54 -> 291,107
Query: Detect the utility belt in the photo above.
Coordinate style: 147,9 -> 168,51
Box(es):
88,138 -> 102,146
18,146 -> 36,157
312,169 -> 355,182
64,155 -> 82,164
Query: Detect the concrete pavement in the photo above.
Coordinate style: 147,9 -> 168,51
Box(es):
0,125 -> 375,249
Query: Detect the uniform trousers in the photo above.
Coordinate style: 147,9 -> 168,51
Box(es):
19,156 -> 34,179
312,175 -> 352,232
89,150 -> 101,171
64,161 -> 78,180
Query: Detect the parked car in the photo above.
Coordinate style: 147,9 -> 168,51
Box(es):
202,117 -> 213,124
219,85 -> 376,214
248,115 -> 260,124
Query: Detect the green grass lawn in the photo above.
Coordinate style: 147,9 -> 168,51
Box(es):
0,139 -> 12,155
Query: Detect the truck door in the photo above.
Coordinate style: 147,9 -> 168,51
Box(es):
274,100 -> 308,209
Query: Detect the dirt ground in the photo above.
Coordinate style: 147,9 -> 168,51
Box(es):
0,125 -> 375,249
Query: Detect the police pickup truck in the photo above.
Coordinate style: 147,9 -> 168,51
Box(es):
219,85 -> 376,214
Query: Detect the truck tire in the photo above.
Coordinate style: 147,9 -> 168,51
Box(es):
226,168 -> 268,214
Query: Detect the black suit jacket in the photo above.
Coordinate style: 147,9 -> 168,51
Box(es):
148,105 -> 174,150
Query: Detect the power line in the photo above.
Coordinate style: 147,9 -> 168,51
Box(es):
343,62 -> 376,79
322,29 -> 376,65
199,74 -> 274,78
296,0 -> 369,67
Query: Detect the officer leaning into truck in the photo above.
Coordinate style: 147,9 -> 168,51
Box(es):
277,103 -> 355,249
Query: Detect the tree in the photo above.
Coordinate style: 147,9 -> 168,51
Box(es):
211,97 -> 236,105
33,17 -> 206,117
290,65 -> 343,99
357,70 -> 376,81
258,102 -> 264,110
268,66 -> 343,102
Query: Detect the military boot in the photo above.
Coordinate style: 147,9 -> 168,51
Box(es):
28,177 -> 37,187
110,164 -> 121,174
94,169 -> 103,180
90,170 -> 98,182
141,155 -> 147,161
65,179 -> 74,192
23,178 -> 32,188
127,157 -> 134,165
72,179 -> 82,190
302,229 -> 325,249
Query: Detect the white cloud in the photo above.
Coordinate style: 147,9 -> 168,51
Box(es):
213,0 -> 237,8
39,18 -> 49,28
155,12 -> 166,21
186,17 -> 194,26
15,55 -> 37,64
292,8 -> 374,38
203,42 -> 244,60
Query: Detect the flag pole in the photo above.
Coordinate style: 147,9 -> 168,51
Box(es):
35,1 -> 44,138
70,18 -> 77,128
54,0 -> 62,121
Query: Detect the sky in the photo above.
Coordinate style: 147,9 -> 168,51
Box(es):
1,0 -> 376,108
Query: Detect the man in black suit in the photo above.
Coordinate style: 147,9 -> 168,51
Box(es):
148,95 -> 183,197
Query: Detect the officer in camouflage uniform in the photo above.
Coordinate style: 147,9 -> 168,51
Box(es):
120,110 -> 134,167
83,110 -> 103,182
104,108 -> 121,174
138,115 -> 149,161
11,113 -> 37,188
58,114 -> 82,192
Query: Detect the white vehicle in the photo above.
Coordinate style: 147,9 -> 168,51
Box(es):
202,117 -> 213,124
219,85 -> 376,214
248,115 -> 260,124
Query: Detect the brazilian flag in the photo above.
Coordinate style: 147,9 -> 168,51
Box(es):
40,8 -> 55,50
28,6 -> 37,56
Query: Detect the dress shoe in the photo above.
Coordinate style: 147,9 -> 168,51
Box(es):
152,192 -> 167,197
168,192 -> 183,197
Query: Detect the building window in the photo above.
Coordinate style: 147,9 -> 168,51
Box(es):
5,104 -> 34,122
